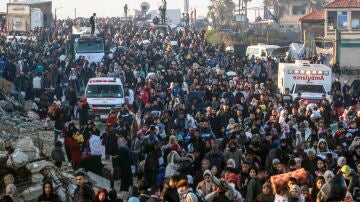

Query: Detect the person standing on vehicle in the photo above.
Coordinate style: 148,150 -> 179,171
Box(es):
124,4 -> 128,19
90,13 -> 96,35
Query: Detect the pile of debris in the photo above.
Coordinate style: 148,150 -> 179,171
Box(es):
0,89 -> 78,201
0,82 -> 114,200
0,98 -> 110,201
0,136 -> 77,201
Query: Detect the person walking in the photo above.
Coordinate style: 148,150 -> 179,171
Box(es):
114,136 -> 134,192
51,141 -> 65,168
79,97 -> 90,129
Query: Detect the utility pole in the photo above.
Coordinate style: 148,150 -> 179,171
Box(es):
75,8 -> 77,19
54,7 -> 63,28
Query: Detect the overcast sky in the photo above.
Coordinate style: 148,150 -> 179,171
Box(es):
1,0 -> 262,20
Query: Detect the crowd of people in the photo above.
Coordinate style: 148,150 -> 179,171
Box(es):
1,15 -> 360,202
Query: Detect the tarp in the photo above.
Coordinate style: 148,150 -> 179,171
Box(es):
289,43 -> 307,59
226,71 -> 237,77
316,46 -> 334,65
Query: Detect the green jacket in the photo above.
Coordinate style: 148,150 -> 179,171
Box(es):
245,176 -> 263,202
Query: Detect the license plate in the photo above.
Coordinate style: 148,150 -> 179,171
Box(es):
100,115 -> 107,119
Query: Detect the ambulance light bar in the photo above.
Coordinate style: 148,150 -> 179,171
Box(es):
288,70 -> 329,75
89,78 -> 116,83
80,35 -> 97,39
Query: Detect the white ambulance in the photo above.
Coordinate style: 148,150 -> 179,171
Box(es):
85,77 -> 125,119
277,60 -> 332,103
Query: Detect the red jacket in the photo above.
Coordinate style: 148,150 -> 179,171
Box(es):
66,137 -> 81,163
141,88 -> 149,105
106,116 -> 117,126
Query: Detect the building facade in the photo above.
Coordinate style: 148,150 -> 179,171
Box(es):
324,0 -> 360,69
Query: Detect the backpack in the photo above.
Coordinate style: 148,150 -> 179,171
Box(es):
188,190 -> 206,202
165,151 -> 179,178
89,135 -> 102,156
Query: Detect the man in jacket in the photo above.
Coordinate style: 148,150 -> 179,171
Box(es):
73,172 -> 95,201
332,90 -> 344,116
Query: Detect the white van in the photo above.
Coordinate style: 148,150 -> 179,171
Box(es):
246,44 -> 280,59
85,77 -> 125,119
278,60 -> 332,103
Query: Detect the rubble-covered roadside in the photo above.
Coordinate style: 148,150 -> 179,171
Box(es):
0,99 -> 78,201
0,98 -> 111,201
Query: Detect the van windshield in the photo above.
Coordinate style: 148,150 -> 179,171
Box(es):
293,84 -> 326,94
86,85 -> 123,98
76,40 -> 104,53
266,48 -> 277,55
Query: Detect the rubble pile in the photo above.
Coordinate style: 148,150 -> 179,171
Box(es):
0,97 -> 107,201
0,100 -> 78,201
0,136 -> 77,201
0,111 -> 43,133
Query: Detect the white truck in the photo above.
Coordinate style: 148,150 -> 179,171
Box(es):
246,44 -> 280,59
67,27 -> 105,64
85,77 -> 125,119
278,60 -> 332,103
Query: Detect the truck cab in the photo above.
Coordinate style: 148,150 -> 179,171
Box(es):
85,77 -> 125,120
290,83 -> 327,103
278,60 -> 332,103
67,27 -> 105,64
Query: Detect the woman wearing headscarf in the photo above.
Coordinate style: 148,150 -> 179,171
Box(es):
66,129 -> 82,169
289,184 -> 305,202
114,136 -> 133,192
334,156 -> 347,173
254,183 -> 275,202
5,184 -> 23,202
349,136 -> 360,151
161,135 -> 181,163
323,170 -> 335,183
316,138 -> 331,154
